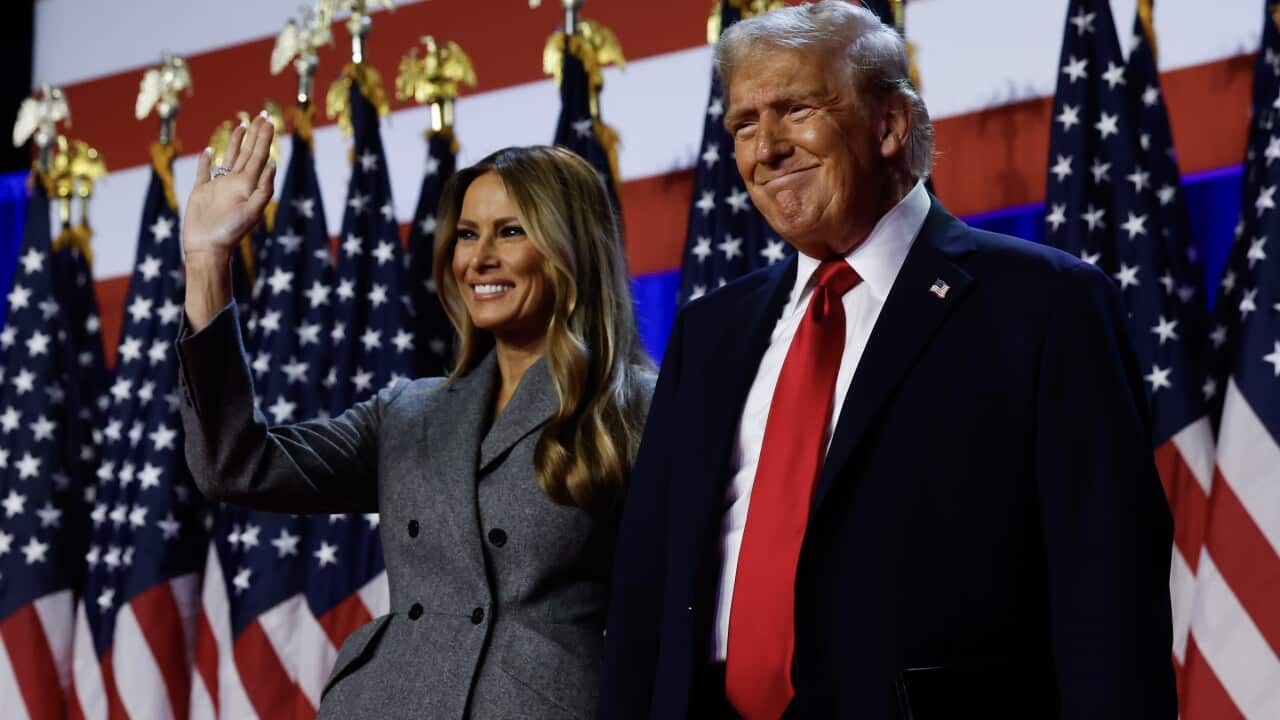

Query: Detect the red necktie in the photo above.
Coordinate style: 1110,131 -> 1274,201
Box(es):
725,258 -> 861,720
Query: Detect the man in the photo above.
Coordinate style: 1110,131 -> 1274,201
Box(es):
599,3 -> 1176,719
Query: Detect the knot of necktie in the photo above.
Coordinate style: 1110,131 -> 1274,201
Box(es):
812,259 -> 861,318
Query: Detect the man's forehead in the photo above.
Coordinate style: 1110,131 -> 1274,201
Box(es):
726,47 -> 838,107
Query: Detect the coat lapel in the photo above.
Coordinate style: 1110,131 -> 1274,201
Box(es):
810,203 -> 976,515
700,258 -> 796,478
424,352 -> 498,594
479,356 -> 558,473
684,260 -> 797,553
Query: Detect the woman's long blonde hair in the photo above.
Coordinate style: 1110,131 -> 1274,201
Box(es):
432,146 -> 653,515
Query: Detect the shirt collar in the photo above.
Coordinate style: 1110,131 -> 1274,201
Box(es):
788,180 -> 931,312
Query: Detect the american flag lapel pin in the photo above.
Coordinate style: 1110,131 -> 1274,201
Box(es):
929,278 -> 950,299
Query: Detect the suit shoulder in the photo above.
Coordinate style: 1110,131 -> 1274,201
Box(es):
387,376 -> 447,409
957,225 -> 1115,295
680,261 -> 786,319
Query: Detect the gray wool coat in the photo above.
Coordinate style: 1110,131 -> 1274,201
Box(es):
175,303 -> 653,719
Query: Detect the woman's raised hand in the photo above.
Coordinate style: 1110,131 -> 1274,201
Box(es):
182,112 -> 276,331
183,112 -> 277,266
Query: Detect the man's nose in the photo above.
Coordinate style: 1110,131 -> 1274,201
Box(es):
755,116 -> 792,165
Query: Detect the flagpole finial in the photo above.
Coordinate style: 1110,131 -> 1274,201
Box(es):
338,0 -> 395,65
708,1 -> 785,43
13,84 -> 70,174
272,0 -> 337,110
136,53 -> 193,146
395,36 -> 477,139
530,0 -> 585,35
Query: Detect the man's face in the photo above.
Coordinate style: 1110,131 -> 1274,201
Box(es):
725,46 -> 901,258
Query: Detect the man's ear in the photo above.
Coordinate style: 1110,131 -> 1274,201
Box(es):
879,93 -> 911,161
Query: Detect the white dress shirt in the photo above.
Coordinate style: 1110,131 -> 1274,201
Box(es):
709,181 -> 931,661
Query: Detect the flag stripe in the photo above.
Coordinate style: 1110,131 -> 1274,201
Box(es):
1216,381 -> 1280,559
198,543 -> 256,719
113,605 -> 176,720
127,581 -> 193,719
235,618 -> 314,718
1170,545 -> 1195,666
0,614 -> 33,720
316,587 -> 375,651
32,590 -> 75,693
1188,550 -> 1280,718
1182,636 -> 1245,720
290,597 -> 340,710
193,610 -> 219,718
1155,438 -> 1210,570
0,602 -> 66,719
255,594 -> 324,716
1202,468 -> 1280,661
70,603 -> 107,720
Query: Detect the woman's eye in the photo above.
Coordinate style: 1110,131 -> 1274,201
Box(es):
500,225 -> 526,238
456,229 -> 477,241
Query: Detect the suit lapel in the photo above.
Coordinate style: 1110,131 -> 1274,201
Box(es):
424,352 -> 497,594
810,204 -> 976,515
699,258 -> 797,480
479,357 -> 557,472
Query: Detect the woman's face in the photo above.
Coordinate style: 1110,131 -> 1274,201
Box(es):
451,172 -> 554,348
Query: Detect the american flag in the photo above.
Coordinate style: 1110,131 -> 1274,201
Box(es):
552,24 -> 622,215
405,130 -> 457,378
1043,0 -> 1214,691
314,72 -> 409,659
1180,2 -> 1280,716
188,116 -> 351,718
678,1 -> 787,305
71,144 -> 211,719
0,178 -> 91,718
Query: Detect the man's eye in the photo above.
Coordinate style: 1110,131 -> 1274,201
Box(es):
788,106 -> 812,117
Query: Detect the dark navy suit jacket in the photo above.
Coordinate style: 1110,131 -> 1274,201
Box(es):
599,202 -> 1176,719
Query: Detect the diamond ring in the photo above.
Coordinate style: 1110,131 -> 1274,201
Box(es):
210,165 -> 232,179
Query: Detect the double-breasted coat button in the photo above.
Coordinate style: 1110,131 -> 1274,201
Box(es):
407,520 -> 419,538
487,528 -> 507,547
408,603 -> 423,620
470,607 -> 485,625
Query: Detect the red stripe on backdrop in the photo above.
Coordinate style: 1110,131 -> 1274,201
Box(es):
233,620 -> 315,719
1154,439 -> 1208,571
130,583 -> 192,719
316,592 -> 374,651
59,0 -> 715,174
0,603 -> 67,719
194,610 -> 219,717
1203,468 -> 1280,660
1182,637 -> 1245,719
930,54 -> 1253,219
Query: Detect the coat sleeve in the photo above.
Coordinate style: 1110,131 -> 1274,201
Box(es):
598,310 -> 686,719
175,301 -> 412,515
1034,262 -> 1177,718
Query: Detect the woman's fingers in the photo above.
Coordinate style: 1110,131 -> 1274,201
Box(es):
241,113 -> 274,183
247,160 -> 277,216
193,146 -> 212,189
223,121 -> 248,172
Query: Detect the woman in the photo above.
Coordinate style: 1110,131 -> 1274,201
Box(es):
177,115 -> 654,719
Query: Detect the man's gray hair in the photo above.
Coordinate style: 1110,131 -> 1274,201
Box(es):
715,0 -> 935,179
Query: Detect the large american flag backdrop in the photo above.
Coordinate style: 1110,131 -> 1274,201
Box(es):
0,0 -> 1272,718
